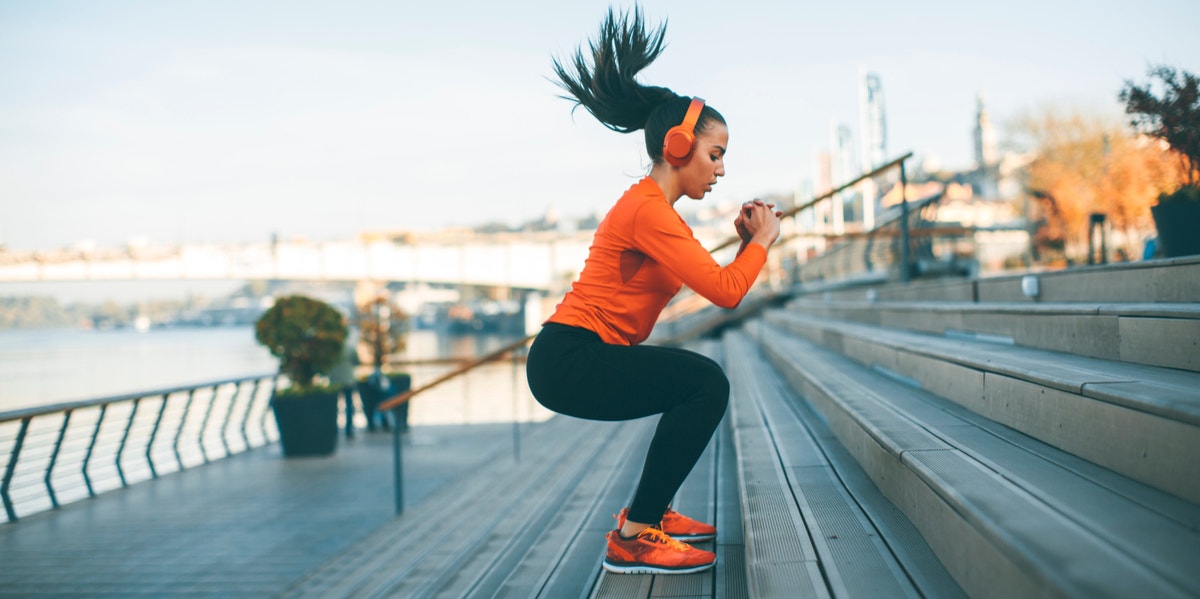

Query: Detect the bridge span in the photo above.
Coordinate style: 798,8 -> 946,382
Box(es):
0,231 -> 613,292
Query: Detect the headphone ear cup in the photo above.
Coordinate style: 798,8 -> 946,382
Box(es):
663,126 -> 695,167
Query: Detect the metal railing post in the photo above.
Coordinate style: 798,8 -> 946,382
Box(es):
2,418 -> 31,522
174,388 -> 196,471
512,346 -> 521,463
115,398 -> 141,488
219,383 -> 236,456
899,160 -> 911,283
45,411 -> 72,508
83,405 -> 108,498
198,384 -> 220,463
392,413 -> 404,515
146,394 -> 169,479
261,377 -> 279,442
240,380 -> 260,449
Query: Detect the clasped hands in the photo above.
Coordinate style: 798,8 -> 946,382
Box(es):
733,199 -> 782,247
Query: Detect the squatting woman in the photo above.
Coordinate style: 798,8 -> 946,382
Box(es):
525,7 -> 781,575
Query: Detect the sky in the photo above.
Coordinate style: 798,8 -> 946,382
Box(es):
3,0 -> 1199,252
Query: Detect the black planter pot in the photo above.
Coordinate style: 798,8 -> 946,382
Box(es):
356,373 -> 412,432
1152,200 -> 1200,258
271,389 -> 339,457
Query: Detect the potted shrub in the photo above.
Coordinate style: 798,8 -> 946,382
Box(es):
255,294 -> 349,456
1121,65 -> 1200,257
354,293 -> 412,432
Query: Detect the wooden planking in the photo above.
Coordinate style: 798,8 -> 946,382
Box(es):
482,418 -> 654,598
533,422 -> 652,599
725,331 -> 927,599
724,333 -> 829,599
283,415 -> 612,599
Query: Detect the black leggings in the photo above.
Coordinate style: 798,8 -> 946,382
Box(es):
525,322 -> 729,525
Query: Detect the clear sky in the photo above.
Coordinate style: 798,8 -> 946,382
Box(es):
3,0 -> 1198,251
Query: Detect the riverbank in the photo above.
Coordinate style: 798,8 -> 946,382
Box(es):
0,326 -> 533,417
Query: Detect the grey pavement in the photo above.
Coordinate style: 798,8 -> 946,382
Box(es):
0,422 -> 525,598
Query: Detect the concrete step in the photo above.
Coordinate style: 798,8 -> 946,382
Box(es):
721,330 -> 965,598
763,309 -> 1200,504
788,298 -> 1200,372
805,256 -> 1200,304
750,321 -> 1200,598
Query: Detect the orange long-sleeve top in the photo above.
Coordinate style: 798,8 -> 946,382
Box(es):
547,176 -> 768,346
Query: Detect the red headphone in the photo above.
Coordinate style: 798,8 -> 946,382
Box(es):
662,97 -> 705,167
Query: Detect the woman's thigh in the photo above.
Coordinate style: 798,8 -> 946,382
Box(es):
528,326 -> 727,422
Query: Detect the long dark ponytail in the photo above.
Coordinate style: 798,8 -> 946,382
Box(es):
552,7 -> 725,164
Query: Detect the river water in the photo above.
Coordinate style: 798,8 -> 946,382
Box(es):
0,326 -> 550,424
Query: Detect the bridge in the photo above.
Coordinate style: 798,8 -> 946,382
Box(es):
0,230 -> 609,292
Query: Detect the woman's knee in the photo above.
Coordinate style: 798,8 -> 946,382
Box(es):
695,362 -> 730,413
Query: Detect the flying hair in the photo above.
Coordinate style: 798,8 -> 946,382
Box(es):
551,6 -> 678,134
552,6 -> 727,164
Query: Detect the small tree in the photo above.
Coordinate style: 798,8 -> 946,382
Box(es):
255,295 -> 348,393
355,294 -> 408,370
1120,65 -> 1200,189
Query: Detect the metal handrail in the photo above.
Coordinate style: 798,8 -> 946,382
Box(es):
0,373 -> 279,523
658,152 -> 918,325
708,152 -> 914,253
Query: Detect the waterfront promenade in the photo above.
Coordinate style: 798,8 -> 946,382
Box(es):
3,257 -> 1199,598
0,423 -> 517,597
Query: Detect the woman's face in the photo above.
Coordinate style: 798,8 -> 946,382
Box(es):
679,122 -> 728,200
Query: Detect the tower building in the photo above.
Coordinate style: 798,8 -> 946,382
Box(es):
859,69 -> 887,229
859,69 -> 887,171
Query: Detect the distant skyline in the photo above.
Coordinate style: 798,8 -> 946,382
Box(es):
3,0 -> 1199,252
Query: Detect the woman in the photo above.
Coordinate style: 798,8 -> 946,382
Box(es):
526,8 -> 781,575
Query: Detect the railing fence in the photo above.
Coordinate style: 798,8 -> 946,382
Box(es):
0,374 -> 278,523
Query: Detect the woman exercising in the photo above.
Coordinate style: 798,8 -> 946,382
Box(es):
525,7 -> 781,575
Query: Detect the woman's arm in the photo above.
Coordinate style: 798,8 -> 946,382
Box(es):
634,201 -> 776,309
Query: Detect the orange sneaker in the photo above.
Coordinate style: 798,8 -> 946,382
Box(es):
603,526 -> 716,575
616,507 -> 717,542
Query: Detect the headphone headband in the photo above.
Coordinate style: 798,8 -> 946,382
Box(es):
680,97 -> 704,131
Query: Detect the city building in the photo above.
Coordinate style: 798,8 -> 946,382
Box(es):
973,93 -> 1001,198
830,122 -> 859,234
859,69 -> 888,172
859,68 -> 888,229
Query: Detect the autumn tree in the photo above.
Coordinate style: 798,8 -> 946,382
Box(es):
1013,107 -> 1184,262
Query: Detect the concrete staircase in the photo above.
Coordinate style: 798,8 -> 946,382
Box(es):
281,257 -> 1199,598
736,256 -> 1200,598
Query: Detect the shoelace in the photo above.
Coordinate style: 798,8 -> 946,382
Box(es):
637,527 -> 690,551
